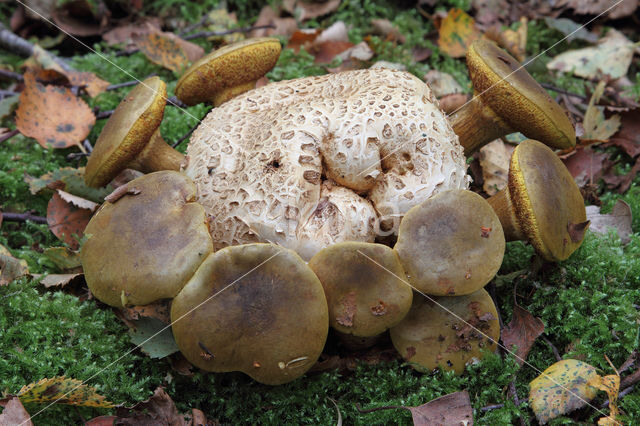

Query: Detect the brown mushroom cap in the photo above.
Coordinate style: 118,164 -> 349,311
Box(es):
467,39 -> 575,150
170,243 -> 329,385
308,242 -> 413,337
84,77 -> 183,188
394,189 -> 505,296
495,139 -> 588,261
175,37 -> 282,106
185,69 -> 469,259
389,288 -> 499,375
81,171 -> 213,307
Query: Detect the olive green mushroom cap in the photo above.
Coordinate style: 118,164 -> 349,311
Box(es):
394,189 -> 505,296
389,288 -> 499,375
508,139 -> 588,261
175,37 -> 281,106
81,171 -> 213,307
308,242 -> 413,337
467,39 -> 575,150
85,77 -> 167,188
170,243 -> 329,385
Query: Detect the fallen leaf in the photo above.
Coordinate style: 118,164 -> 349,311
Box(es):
250,5 -> 298,38
369,61 -> 407,71
471,0 -> 511,27
102,18 -> 162,46
0,95 -> 20,119
543,17 -> 599,43
39,273 -> 84,289
438,93 -> 469,114
438,8 -> 480,58
603,159 -> 640,194
133,32 -> 191,72
562,146 -> 610,188
51,0 -> 108,37
589,374 -> 621,425
57,189 -> 99,212
282,0 -> 341,21
547,29 -> 635,80
128,317 -> 179,359
114,387 -> 189,425
17,377 -> 114,407
205,8 -> 243,44
43,246 -> 82,270
120,299 -> 172,324
529,359 -> 599,424
585,200 -> 633,244
478,139 -> 514,196
609,109 -> 640,158
484,16 -> 528,62
327,41 -> 375,73
501,302 -> 544,366
25,167 -> 113,203
46,191 -> 93,249
287,29 -> 320,52
0,245 -> 29,286
370,19 -> 406,43
315,21 -> 349,44
423,70 -> 464,98
559,0 -> 638,19
582,81 -> 621,142
0,397 -> 33,426
15,69 -> 95,149
65,72 -> 111,98
313,40 -> 355,63
85,416 -> 119,426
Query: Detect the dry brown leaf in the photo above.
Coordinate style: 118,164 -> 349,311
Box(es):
423,70 -> 464,98
133,32 -> 191,72
370,19 -> 406,43
313,41 -> 355,63
501,302 -> 545,366
282,0 -> 341,21
250,5 -> 298,38
484,16 -> 527,62
438,8 -> 480,58
56,189 -> 99,212
287,29 -> 320,52
609,109 -> 640,158
15,70 -> 95,149
478,139 -> 514,195
0,245 -> 29,286
585,200 -> 633,244
582,81 -> 621,143
40,273 -> 84,289
114,387 -> 193,425
562,146 -> 611,188
102,18 -> 162,46
18,377 -> 114,407
315,21 -> 349,44
0,397 -> 33,426
120,299 -> 172,324
438,93 -> 469,114
558,0 -> 638,19
46,191 -> 93,249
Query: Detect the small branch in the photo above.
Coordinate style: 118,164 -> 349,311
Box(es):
354,403 -> 402,414
481,403 -> 505,412
0,89 -> 19,98
1,212 -> 47,224
82,139 -> 93,154
179,16 -> 209,37
0,69 -> 23,82
172,114 -> 208,148
0,23 -> 71,71
106,80 -> 142,91
540,83 -> 588,101
0,129 -> 20,144
542,336 -> 562,362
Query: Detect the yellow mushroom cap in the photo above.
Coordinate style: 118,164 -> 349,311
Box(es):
84,77 -> 167,188
170,243 -> 329,385
309,242 -> 413,337
390,288 -> 499,375
508,139 -> 588,261
81,171 -> 213,307
175,37 -> 282,106
394,189 -> 505,296
467,39 -> 575,150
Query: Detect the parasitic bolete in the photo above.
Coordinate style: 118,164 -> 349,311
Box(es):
81,171 -> 213,307
394,189 -> 505,296
390,288 -> 499,375
450,39 -> 576,154
84,77 -> 184,188
170,243 -> 329,385
175,37 -> 282,107
486,139 -> 589,262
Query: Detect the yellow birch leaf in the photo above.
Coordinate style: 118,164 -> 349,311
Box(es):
438,8 -> 480,58
589,374 -> 621,425
18,377 -> 115,408
582,81 -> 621,142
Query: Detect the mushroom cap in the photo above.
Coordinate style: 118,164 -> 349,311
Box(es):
170,243 -> 329,385
389,288 -> 499,375
185,69 -> 469,259
85,77 -> 167,188
308,242 -> 413,337
508,139 -> 587,261
81,171 -> 213,307
394,189 -> 505,296
175,37 -> 282,106
467,39 -> 575,150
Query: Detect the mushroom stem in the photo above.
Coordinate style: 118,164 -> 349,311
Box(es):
485,189 -> 526,241
129,130 -> 184,172
449,97 -> 513,155
213,80 -> 257,107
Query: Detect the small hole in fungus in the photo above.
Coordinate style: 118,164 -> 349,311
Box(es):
268,160 -> 280,169
497,55 -> 512,66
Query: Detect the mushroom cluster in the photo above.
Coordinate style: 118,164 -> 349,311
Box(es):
80,38 -> 588,384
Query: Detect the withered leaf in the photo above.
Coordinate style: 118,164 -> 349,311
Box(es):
46,191 -> 93,250
438,8 -> 480,58
501,303 -> 544,366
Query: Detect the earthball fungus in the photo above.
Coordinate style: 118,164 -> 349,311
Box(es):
170,243 -> 329,385
185,68 -> 470,259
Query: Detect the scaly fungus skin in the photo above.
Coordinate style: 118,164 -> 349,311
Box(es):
185,68 -> 469,259
81,171 -> 213,307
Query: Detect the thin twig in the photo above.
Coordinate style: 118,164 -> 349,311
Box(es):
0,89 -> 19,97
82,139 -> 93,154
0,23 -> 71,71
1,212 -> 47,224
179,16 -> 209,37
106,80 -> 143,91
481,403 -> 505,412
0,68 -> 24,82
540,83 -> 588,101
354,403 -> 402,414
172,112 -> 209,148
542,336 -> 562,362
0,129 -> 20,143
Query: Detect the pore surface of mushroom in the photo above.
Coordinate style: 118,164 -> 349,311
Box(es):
81,171 -> 213,307
487,139 -> 588,261
170,243 -> 329,385
185,68 -> 469,259
390,288 -> 499,375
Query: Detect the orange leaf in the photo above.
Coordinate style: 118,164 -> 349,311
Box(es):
46,191 -> 94,249
133,32 -> 192,72
438,8 -> 480,58
18,376 -> 114,408
15,70 -> 96,149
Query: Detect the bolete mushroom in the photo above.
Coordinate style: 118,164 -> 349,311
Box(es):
175,37 -> 282,107
170,243 -> 329,385
308,242 -> 413,338
185,68 -> 470,259
486,139 -> 589,262
449,39 -> 576,154
84,77 -> 185,188
81,171 -> 213,307
389,288 -> 499,375
394,189 -> 505,296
